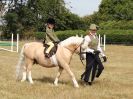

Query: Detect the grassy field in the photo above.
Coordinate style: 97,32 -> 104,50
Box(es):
0,43 -> 133,99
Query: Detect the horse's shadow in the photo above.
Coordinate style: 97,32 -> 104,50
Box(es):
34,77 -> 99,85
33,76 -> 68,85
33,76 -> 54,83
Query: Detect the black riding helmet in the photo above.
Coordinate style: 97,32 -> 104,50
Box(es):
47,18 -> 55,25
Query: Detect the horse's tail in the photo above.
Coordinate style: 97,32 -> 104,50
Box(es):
16,44 -> 25,80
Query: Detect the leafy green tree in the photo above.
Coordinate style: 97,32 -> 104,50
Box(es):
83,0 -> 133,30
3,0 -> 87,39
98,0 -> 133,21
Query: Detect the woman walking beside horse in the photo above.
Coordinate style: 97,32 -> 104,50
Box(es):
81,24 -> 107,85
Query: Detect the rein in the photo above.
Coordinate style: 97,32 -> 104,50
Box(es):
79,46 -> 86,66
63,39 -> 85,65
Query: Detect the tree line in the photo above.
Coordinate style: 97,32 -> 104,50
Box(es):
1,0 -> 133,39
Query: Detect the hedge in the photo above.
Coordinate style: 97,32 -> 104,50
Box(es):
35,30 -> 133,44
98,30 -> 133,44
35,32 -> 44,40
35,30 -> 86,40
56,30 -> 86,41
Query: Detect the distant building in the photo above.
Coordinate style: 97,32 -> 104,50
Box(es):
0,1 -> 8,26
0,18 -> 6,26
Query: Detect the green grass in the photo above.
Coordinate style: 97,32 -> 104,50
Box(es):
0,42 -> 133,99
0,42 -> 16,46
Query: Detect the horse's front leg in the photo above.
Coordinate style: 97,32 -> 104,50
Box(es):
54,67 -> 63,86
67,68 -> 79,88
60,62 -> 79,88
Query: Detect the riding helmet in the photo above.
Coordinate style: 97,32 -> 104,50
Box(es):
46,18 -> 55,25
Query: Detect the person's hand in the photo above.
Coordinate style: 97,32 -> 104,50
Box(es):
94,50 -> 100,55
80,54 -> 86,60
102,56 -> 107,62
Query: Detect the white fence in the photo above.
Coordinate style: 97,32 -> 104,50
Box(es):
0,34 -> 19,52
98,34 -> 106,51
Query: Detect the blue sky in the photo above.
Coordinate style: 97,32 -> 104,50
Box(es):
64,0 -> 102,17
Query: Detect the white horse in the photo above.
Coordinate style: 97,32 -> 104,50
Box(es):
16,36 -> 85,88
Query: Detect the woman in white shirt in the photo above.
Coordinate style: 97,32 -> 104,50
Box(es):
81,24 -> 107,85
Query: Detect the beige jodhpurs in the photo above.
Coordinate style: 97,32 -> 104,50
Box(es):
45,42 -> 54,53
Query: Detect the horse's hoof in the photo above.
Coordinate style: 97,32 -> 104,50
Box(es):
54,83 -> 58,86
74,85 -> 79,88
21,79 -> 26,82
29,81 -> 34,84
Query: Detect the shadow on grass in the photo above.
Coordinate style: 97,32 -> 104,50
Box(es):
78,79 -> 100,86
33,76 -> 69,85
33,76 -> 54,83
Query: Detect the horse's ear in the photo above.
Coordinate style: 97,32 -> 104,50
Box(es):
76,34 -> 79,37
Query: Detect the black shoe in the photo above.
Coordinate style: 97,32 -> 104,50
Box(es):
96,71 -> 102,78
88,82 -> 92,85
84,81 -> 92,86
96,74 -> 99,78
81,74 -> 84,80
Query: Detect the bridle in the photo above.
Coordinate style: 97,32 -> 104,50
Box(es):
63,39 -> 86,65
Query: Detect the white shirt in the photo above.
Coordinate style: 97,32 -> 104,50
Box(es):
82,33 -> 105,57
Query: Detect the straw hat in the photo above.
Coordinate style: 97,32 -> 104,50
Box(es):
89,24 -> 98,30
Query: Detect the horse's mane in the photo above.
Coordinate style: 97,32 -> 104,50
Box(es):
60,36 -> 83,46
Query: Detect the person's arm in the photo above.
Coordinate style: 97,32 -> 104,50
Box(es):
46,28 -> 60,42
46,32 -> 60,42
86,48 -> 94,53
82,36 -> 91,50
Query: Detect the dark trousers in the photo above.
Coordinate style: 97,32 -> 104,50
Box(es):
81,53 -> 104,83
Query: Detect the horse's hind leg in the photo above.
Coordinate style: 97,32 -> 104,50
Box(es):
26,59 -> 34,84
27,70 -> 33,84
21,58 -> 34,83
21,58 -> 34,84
54,67 -> 63,86
21,66 -> 27,82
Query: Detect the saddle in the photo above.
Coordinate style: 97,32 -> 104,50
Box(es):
43,43 -> 58,58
